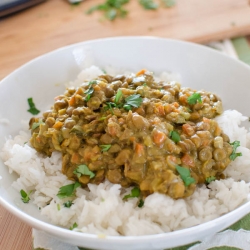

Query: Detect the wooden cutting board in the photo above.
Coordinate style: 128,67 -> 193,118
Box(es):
1,0 -> 250,80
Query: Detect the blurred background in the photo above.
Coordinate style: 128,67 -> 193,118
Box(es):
1,0 -> 250,81
1,0 -> 250,249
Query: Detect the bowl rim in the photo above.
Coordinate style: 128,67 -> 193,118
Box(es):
1,36 -> 250,247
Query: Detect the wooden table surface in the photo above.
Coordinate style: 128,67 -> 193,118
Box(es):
1,1 -> 250,249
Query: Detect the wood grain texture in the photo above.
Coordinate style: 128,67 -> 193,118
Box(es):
0,0 -> 250,80
0,205 -> 33,250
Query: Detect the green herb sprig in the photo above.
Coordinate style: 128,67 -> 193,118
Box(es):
84,87 -> 94,101
123,187 -> 144,207
100,144 -> 112,152
169,130 -> 180,143
176,166 -> 195,186
86,0 -> 176,21
123,94 -> 143,110
73,165 -> 95,179
63,201 -> 73,208
27,98 -> 40,115
230,141 -> 242,161
70,222 -> 78,230
206,176 -> 216,184
31,119 -> 45,130
123,187 -> 140,200
20,189 -> 32,203
86,0 -> 129,21
57,182 -> 81,199
187,93 -> 202,105
104,91 -> 142,113
162,0 -> 176,7
139,0 -> 158,9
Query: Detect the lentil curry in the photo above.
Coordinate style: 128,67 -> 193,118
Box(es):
29,70 -> 233,199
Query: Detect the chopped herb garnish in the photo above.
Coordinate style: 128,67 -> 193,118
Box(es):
162,0 -> 176,8
84,87 -> 94,101
63,201 -> 73,208
70,222 -> 78,230
124,94 -> 143,110
138,199 -> 144,208
230,141 -> 242,161
104,102 -> 117,114
206,176 -> 216,184
57,182 -> 81,199
187,93 -> 202,105
20,189 -> 32,203
57,204 -> 61,211
115,89 -> 123,104
99,116 -> 107,121
31,119 -> 45,130
143,83 -> 147,86
169,130 -> 180,143
88,80 -> 97,86
100,144 -> 112,152
86,0 -> 129,21
73,165 -> 95,179
27,98 -> 40,115
176,166 -> 195,186
123,187 -> 140,200
139,0 -> 158,9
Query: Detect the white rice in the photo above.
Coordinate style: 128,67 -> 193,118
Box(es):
1,67 -> 250,236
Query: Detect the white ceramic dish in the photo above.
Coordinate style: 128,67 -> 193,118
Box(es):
1,37 -> 250,250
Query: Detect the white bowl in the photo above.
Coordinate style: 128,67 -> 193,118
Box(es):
1,37 -> 250,250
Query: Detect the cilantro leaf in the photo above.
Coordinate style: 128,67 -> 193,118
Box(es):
27,98 -> 40,115
88,80 -> 97,86
86,0 -> 129,20
100,144 -> 111,152
104,102 -> 117,114
63,201 -> 73,208
169,130 -> 180,143
57,182 -> 81,199
20,189 -> 32,203
187,93 -> 202,105
73,165 -> 95,179
115,89 -> 123,104
31,119 -> 45,130
123,187 -> 140,200
206,176 -> 216,184
124,94 -> 142,110
138,199 -> 144,208
139,0 -> 158,9
176,166 -> 195,186
230,141 -> 242,160
69,222 -> 78,230
57,204 -> 61,211
84,87 -> 94,101
162,0 -> 176,8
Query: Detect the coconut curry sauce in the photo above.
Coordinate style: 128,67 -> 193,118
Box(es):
29,70 -> 233,199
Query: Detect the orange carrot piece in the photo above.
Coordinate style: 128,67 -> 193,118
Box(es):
203,117 -> 210,123
136,69 -> 146,76
53,121 -> 63,130
154,103 -> 165,116
69,95 -> 76,106
181,154 -> 195,167
182,124 -> 194,136
71,153 -> 80,164
153,130 -> 167,146
135,143 -> 144,156
172,102 -> 179,108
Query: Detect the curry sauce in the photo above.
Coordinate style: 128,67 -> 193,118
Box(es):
29,70 -> 233,199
